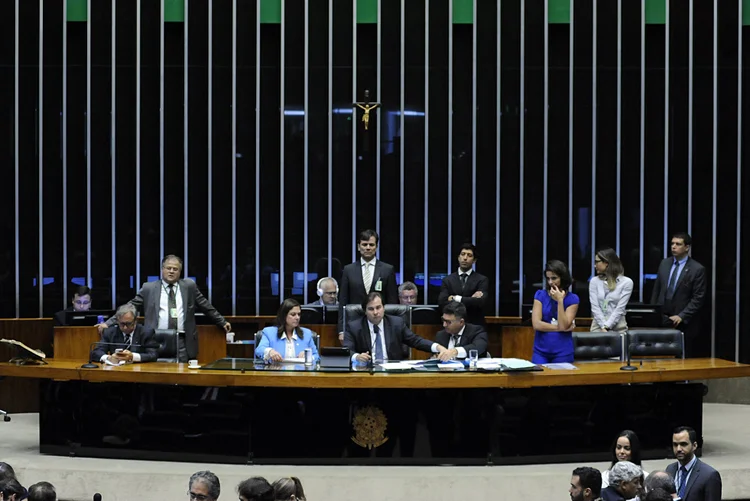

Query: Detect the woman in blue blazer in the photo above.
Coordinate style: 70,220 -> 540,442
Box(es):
255,298 -> 319,362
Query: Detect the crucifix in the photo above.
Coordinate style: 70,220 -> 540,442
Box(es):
353,89 -> 381,132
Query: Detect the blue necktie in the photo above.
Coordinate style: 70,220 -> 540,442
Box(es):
666,261 -> 680,301
374,324 -> 384,362
678,466 -> 688,499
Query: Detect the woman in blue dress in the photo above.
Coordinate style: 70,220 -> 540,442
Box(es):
531,260 -> 580,364
255,298 -> 319,362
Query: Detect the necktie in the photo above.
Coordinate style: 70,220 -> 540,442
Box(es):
373,324 -> 384,362
678,466 -> 688,498
450,334 -> 459,348
363,263 -> 373,293
168,284 -> 178,330
665,261 -> 680,301
460,273 -> 468,291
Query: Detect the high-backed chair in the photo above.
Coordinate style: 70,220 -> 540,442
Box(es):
300,306 -> 324,324
627,329 -> 684,359
573,332 -> 623,361
154,329 -> 178,362
410,305 -> 441,325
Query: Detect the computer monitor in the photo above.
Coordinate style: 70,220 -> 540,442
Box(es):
64,309 -> 115,327
626,303 -> 664,328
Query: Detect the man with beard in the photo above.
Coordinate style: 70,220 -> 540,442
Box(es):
666,426 -> 721,501
570,467 -> 603,501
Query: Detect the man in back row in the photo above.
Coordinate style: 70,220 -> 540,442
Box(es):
97,255 -> 231,362
439,243 -> 489,326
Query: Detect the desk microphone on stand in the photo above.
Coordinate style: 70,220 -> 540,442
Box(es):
620,342 -> 638,371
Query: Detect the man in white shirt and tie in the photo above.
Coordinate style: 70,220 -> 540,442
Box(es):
90,303 -> 159,364
337,230 -> 399,338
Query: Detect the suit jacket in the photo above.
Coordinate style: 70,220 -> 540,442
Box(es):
338,259 -> 398,331
438,271 -> 489,325
650,257 -> 706,328
53,307 -> 74,326
666,459 -> 722,501
255,326 -> 319,361
600,486 -> 625,501
105,279 -> 226,359
343,315 -> 433,360
91,324 -> 159,363
434,323 -> 489,358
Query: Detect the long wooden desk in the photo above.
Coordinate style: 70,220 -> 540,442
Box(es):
1,358 -> 748,389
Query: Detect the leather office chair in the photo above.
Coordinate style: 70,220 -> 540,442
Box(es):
573,332 -> 623,361
410,305 -> 441,325
627,329 -> 684,359
300,306 -> 323,324
154,329 -> 178,362
343,304 -> 411,359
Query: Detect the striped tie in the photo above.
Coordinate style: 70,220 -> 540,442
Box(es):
363,263 -> 373,293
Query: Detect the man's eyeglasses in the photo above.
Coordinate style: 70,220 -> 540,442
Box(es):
118,321 -> 136,329
322,291 -> 338,296
441,317 -> 461,325
187,492 -> 211,501
74,300 -> 91,305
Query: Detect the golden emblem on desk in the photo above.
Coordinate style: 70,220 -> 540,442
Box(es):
351,405 -> 389,449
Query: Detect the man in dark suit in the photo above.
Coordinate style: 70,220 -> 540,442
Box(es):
438,243 -> 489,326
90,304 -> 158,364
54,285 -> 93,326
650,233 -> 706,356
338,229 -> 399,337
569,466 -> 602,501
666,426 -> 722,501
97,255 -> 231,361
601,461 -> 644,501
343,292 -> 447,363
434,302 -> 488,361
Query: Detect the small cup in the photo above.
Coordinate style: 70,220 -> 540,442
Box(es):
469,349 -> 479,369
226,332 -> 236,343
188,359 -> 199,368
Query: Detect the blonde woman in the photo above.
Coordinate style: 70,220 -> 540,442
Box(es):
589,248 -> 633,332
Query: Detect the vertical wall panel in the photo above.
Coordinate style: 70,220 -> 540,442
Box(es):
38,0 -> 44,317
518,0 -> 524,317
737,0 -> 743,362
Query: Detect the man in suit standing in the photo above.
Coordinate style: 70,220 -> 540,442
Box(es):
666,426 -> 721,501
338,230 -> 399,337
434,302 -> 488,361
438,243 -> 489,326
97,254 -> 231,362
90,304 -> 159,364
650,233 -> 706,356
344,292 -> 447,363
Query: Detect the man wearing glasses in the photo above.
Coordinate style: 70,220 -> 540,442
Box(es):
397,281 -> 419,305
90,303 -> 158,364
188,471 -> 221,501
97,254 -> 231,362
53,285 -> 93,325
434,302 -> 488,361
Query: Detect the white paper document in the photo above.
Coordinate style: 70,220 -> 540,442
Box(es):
379,362 -> 414,370
478,358 -> 536,369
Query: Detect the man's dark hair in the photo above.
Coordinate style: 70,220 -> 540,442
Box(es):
0,462 -> 16,483
644,471 -> 676,494
673,426 -> 698,445
189,471 -> 220,501
544,260 -> 573,291
27,482 -> 56,501
237,477 -> 274,501
357,229 -> 379,244
671,232 -> 692,246
443,302 -> 467,320
73,286 -> 91,298
0,478 -> 26,501
644,488 -> 674,501
572,467 -> 602,499
458,243 -> 478,260
361,291 -> 384,311
161,254 -> 184,269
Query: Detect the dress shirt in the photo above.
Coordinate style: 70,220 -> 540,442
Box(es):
589,275 -> 634,330
351,319 -> 441,362
447,325 -> 468,359
452,269 -> 474,303
263,332 -> 300,360
158,280 -> 185,331
668,256 -> 689,291
674,455 -> 698,495
98,331 -> 141,363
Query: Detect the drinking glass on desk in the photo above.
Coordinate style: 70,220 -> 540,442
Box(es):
469,349 -> 479,368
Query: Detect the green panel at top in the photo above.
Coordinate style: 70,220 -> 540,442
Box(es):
67,0 -> 87,22
549,0 -> 570,24
261,0 -> 282,23
453,0 -> 473,24
744,0 -> 750,25
165,0 -> 185,22
645,0 -> 666,24
357,0 -> 378,24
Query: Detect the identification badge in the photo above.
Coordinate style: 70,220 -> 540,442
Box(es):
374,279 -> 383,292
170,308 -> 178,318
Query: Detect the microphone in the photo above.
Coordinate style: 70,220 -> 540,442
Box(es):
93,493 -> 102,501
83,341 -> 142,369
620,342 -> 638,371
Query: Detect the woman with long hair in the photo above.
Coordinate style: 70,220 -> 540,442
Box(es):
531,260 -> 580,364
272,477 -> 306,501
590,248 -> 634,332
602,430 -> 648,489
255,299 -> 319,363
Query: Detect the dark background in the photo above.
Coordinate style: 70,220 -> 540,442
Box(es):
0,0 -> 747,360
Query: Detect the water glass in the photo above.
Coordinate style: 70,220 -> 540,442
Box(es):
469,349 -> 479,368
